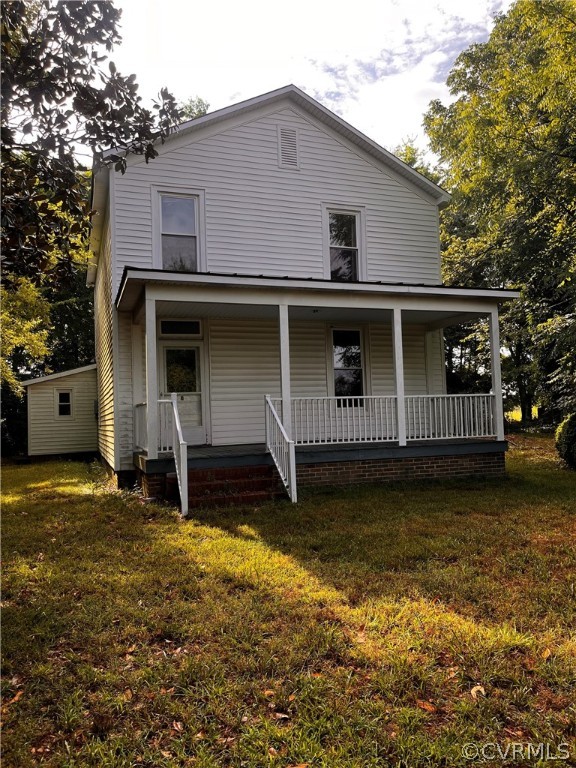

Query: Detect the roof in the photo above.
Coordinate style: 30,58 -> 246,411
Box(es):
90,85 -> 451,260
21,364 -> 97,387
116,267 -> 520,312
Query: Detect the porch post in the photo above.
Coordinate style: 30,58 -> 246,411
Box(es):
278,303 -> 292,438
145,290 -> 158,459
489,308 -> 505,441
393,307 -> 407,446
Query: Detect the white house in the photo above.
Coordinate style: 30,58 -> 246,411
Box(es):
87,85 -> 518,512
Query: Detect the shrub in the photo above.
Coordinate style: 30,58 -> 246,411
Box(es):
555,413 -> 576,469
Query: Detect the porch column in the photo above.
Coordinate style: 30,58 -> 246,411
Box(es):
489,308 -> 505,441
278,303 -> 292,438
145,290 -> 158,459
393,308 -> 407,446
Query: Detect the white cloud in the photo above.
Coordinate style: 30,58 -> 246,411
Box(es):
110,0 -> 513,152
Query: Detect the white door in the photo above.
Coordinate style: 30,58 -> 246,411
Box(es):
159,343 -> 207,445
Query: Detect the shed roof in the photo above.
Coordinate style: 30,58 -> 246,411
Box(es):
21,364 -> 97,387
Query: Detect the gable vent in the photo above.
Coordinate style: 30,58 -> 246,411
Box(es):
279,127 -> 299,168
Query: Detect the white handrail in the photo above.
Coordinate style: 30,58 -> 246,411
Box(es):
271,394 -> 496,446
158,394 -> 188,516
265,395 -> 297,503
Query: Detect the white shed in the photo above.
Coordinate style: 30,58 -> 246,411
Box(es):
22,365 -> 98,456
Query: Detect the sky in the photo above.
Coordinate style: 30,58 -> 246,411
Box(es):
110,0 -> 514,155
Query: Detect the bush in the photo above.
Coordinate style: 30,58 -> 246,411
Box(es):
555,413 -> 576,469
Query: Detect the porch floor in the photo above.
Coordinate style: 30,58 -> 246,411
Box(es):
134,438 -> 507,474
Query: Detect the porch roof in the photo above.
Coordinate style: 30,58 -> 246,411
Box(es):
117,268 -> 519,329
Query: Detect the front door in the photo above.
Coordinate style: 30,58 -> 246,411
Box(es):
160,343 -> 207,445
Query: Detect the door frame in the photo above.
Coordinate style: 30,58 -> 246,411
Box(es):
157,339 -> 211,445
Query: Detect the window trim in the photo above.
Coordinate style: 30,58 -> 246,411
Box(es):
54,388 -> 74,419
326,326 -> 371,399
152,186 -> 207,272
321,204 -> 366,282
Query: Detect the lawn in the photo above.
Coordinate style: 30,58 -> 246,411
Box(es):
2,434 -> 575,767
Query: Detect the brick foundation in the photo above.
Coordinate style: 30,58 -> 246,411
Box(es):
136,470 -> 166,498
296,451 -> 506,487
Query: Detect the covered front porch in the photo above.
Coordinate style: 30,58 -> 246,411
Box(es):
116,270 -> 516,511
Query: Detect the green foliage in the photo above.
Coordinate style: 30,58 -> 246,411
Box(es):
424,0 -> 576,418
555,413 -> 576,469
180,95 -> 210,120
1,0 -> 182,285
0,278 -> 50,393
393,139 -> 443,185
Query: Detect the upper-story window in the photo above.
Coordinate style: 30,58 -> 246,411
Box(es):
323,206 -> 365,282
160,194 -> 198,272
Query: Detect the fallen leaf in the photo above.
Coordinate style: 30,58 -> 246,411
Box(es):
172,721 -> 184,732
288,693 -> 296,702
241,715 -> 249,722
287,764 -> 310,768
268,746 -> 278,756
123,688 -> 133,701
6,690 -> 24,705
273,712 -> 290,720
541,647 -> 552,660
264,689 -> 275,697
470,685 -> 486,700
416,699 -> 437,713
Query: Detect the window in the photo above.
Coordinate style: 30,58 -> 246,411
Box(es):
160,195 -> 197,272
329,212 -> 359,281
332,330 -> 364,400
159,320 -> 202,337
56,390 -> 72,418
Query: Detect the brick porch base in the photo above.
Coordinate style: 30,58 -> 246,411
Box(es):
296,450 -> 505,486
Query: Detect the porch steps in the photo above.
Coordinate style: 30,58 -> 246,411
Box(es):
165,464 -> 286,508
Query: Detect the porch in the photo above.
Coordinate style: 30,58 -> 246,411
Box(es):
116,270 -> 516,512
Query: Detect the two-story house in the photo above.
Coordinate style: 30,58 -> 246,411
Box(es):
87,85 -> 518,513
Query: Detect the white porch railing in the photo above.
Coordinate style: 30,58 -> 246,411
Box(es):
405,394 -> 496,440
270,393 -> 496,445
135,402 -> 148,450
265,395 -> 297,503
288,396 -> 398,445
157,394 -> 189,516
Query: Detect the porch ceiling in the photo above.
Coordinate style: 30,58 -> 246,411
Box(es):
153,300 -> 483,328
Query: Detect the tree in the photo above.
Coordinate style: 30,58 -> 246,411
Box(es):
424,0 -> 576,420
2,0 -> 182,288
1,0 -> 183,453
180,96 -> 210,120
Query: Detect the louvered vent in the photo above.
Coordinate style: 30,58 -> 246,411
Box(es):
279,127 -> 299,168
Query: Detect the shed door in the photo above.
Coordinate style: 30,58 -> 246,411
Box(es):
159,343 -> 207,445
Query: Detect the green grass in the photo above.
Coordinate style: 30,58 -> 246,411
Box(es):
2,434 -> 575,767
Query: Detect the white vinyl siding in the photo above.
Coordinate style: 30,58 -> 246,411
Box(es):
209,319 -> 280,445
198,319 -> 445,446
27,369 -> 97,455
112,105 -> 441,292
94,217 -> 115,467
117,311 -> 134,468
